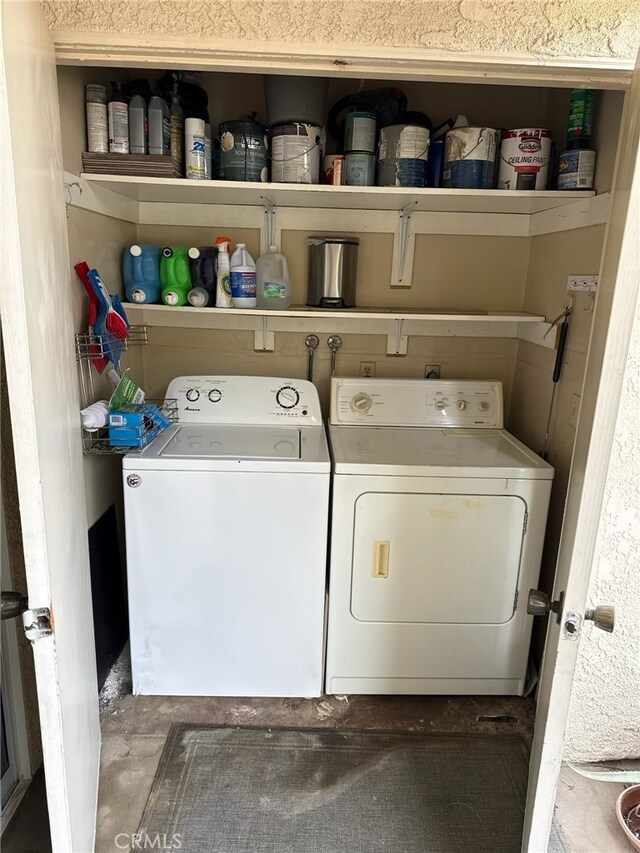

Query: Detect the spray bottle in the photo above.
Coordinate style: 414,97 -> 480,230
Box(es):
215,238 -> 233,308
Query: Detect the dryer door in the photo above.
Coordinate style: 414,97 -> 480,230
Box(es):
351,492 -> 526,624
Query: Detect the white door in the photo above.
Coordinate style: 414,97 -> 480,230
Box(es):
0,2 -> 100,852
522,53 -> 640,852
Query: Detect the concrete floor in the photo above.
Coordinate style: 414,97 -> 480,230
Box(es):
2,647 -> 635,853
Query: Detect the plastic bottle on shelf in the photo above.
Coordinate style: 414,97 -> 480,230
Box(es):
148,93 -> 170,155
160,246 -> 192,306
128,93 -> 148,155
204,121 -> 212,180
230,244 -> 257,309
215,239 -> 233,308
187,246 -> 217,307
256,246 -> 291,310
123,245 -> 161,304
108,82 -> 129,154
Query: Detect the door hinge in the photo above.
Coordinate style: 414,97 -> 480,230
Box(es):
22,607 -> 53,641
522,511 -> 528,535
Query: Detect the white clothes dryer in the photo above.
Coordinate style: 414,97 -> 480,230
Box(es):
325,377 -> 554,696
123,376 -> 330,698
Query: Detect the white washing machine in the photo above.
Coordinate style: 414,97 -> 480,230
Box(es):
325,377 -> 554,696
123,375 -> 330,698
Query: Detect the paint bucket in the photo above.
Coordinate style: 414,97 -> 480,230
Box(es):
345,152 -> 375,186
344,111 -> 377,154
217,119 -> 269,183
377,124 -> 430,187
323,154 -> 345,185
557,149 -> 596,190
271,123 -> 322,184
498,128 -> 553,191
442,126 -> 499,189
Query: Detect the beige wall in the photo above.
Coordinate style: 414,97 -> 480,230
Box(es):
42,1 -> 640,61
508,225 -> 605,660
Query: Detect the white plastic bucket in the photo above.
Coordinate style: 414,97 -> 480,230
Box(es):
498,128 -> 553,191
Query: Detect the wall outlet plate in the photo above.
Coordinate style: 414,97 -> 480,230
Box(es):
424,364 -> 441,379
360,362 -> 376,377
567,275 -> 598,293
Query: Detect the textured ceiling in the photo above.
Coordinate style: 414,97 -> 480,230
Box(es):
42,1 -> 640,59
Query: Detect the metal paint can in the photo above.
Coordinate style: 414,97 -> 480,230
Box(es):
344,111 -> 377,154
323,154 -> 345,185
345,152 -> 375,186
442,126 -> 499,189
377,124 -> 430,187
498,128 -> 553,191
217,119 -> 269,183
557,149 -> 596,190
271,123 -> 322,184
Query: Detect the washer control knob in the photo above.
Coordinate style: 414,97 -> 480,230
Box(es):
434,400 -> 446,411
478,400 -> 490,412
456,400 -> 467,411
186,388 -> 200,402
276,386 -> 300,409
351,393 -> 373,413
208,389 -> 222,403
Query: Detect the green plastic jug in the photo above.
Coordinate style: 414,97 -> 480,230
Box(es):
160,246 -> 192,306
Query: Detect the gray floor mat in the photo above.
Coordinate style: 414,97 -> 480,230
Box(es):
139,724 -> 567,853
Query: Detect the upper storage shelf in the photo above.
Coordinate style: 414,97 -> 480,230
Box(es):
81,174 -> 594,215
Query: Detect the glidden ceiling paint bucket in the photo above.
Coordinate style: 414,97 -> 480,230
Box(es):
271,123 -> 323,184
443,126 -> 499,189
498,128 -> 552,190
377,124 -> 430,187
217,120 -> 269,183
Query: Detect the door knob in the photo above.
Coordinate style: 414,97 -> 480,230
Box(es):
584,605 -> 615,633
2,590 -> 28,621
527,588 -> 564,621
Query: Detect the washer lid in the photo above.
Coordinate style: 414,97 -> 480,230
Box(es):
329,425 -> 554,479
159,425 -> 300,460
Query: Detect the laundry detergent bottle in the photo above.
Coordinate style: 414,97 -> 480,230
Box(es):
160,246 -> 192,306
230,243 -> 257,308
123,245 -> 161,304
188,246 -> 218,307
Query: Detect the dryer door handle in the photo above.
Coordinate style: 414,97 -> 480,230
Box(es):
372,541 -> 390,578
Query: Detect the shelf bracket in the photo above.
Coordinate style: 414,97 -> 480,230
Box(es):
254,315 -> 275,352
386,318 -> 408,356
391,202 -> 417,288
261,196 -> 278,252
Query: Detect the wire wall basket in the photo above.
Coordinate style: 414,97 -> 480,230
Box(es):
75,326 -> 148,362
81,399 -> 178,456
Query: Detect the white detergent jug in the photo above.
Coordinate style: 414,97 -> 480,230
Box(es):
256,246 -> 291,310
230,243 -> 257,308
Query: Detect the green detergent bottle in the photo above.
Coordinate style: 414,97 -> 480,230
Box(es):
160,246 -> 192,306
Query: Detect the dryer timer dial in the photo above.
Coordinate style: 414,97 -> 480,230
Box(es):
350,392 -> 373,413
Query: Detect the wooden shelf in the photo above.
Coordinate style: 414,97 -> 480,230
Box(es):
81,173 -> 593,215
124,304 -> 548,355
125,304 -> 545,325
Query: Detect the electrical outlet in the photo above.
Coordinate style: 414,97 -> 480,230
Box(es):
360,362 -> 376,377
567,275 -> 598,293
569,393 -> 581,429
424,364 -> 441,379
